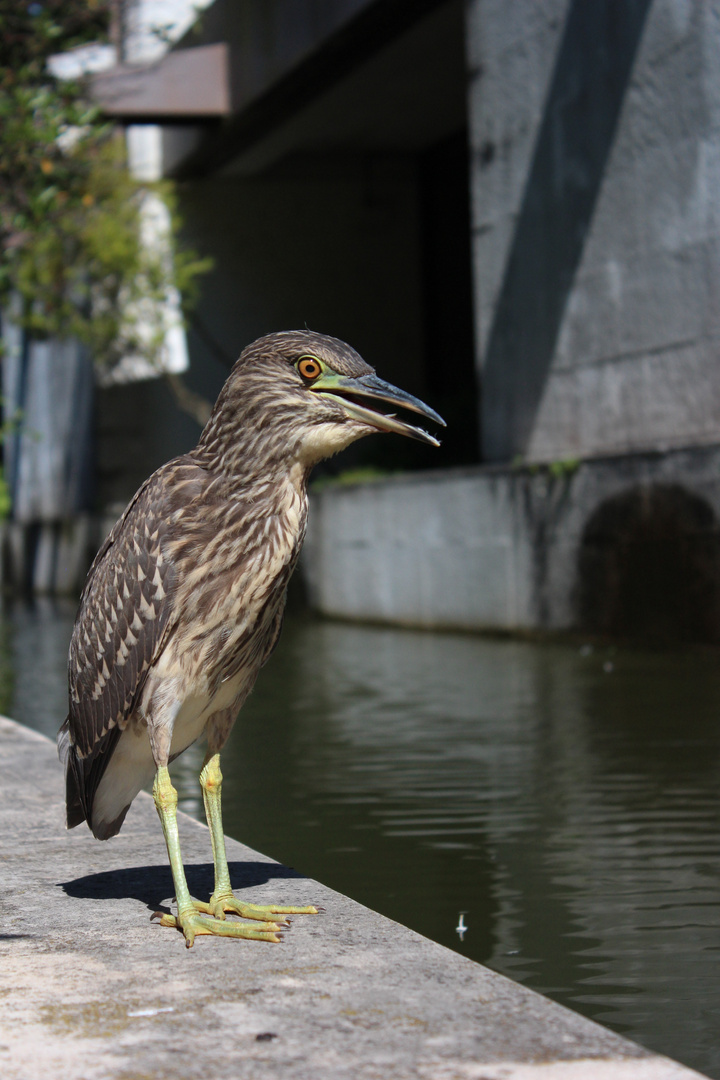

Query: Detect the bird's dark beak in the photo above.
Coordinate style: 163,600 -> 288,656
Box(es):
313,372 -> 446,447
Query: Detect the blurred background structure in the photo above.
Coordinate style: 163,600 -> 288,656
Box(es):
3,0 -> 720,644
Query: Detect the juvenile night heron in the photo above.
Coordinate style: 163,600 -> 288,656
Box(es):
58,330 -> 444,946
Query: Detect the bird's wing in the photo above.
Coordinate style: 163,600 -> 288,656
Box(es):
260,602 -> 286,668
65,461 -> 195,816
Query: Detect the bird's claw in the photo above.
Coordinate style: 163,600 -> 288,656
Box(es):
151,910 -> 179,927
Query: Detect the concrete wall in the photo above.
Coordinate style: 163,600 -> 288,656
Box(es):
296,0 -> 720,637
467,0 -> 720,464
302,444 -> 720,639
305,466 -> 535,629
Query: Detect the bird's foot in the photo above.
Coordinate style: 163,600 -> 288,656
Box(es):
152,907 -> 285,948
193,891 -> 319,924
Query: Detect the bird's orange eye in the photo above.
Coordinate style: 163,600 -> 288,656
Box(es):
297,357 -> 322,381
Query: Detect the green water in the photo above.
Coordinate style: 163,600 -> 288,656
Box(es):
6,600 -> 720,1076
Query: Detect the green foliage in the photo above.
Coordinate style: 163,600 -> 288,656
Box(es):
310,467 -> 394,492
548,456 -> 580,479
510,454 -> 581,479
0,1 -> 211,374
0,1 -> 108,71
0,400 -> 22,522
0,470 -> 11,521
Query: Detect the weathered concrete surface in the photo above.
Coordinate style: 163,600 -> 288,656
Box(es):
467,0 -> 720,463
303,445 -> 720,633
0,716 -> 707,1079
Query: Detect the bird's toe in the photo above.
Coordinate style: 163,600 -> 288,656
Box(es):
154,907 -> 284,946
203,892 -> 318,924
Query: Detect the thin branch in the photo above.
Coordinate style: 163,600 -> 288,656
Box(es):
164,372 -> 212,428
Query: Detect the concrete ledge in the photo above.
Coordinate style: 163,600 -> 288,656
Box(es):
0,716 -> 706,1079
302,445 -> 720,634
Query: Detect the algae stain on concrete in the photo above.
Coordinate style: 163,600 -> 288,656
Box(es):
39,999 -> 178,1039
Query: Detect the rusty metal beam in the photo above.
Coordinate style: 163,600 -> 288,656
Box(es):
92,43 -> 230,123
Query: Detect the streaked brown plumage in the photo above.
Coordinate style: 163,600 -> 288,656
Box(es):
58,330 -> 443,945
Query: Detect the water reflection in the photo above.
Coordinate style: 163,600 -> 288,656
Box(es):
1,599 -> 75,739
4,603 -> 720,1077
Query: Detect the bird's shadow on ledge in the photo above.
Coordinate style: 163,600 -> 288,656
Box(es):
59,861 -> 306,914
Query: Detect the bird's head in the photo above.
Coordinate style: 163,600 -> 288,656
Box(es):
198,330 -> 445,474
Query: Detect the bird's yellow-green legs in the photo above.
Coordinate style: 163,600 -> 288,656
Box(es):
151,765 -> 284,947
195,752 -> 318,924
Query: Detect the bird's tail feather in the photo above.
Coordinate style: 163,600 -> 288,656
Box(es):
58,717 -> 88,830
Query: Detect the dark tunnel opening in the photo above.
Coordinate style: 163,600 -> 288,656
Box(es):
576,485 -> 720,644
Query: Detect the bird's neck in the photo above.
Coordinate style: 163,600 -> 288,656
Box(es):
190,436 -> 312,547
195,450 -> 312,505
195,403 -> 314,490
